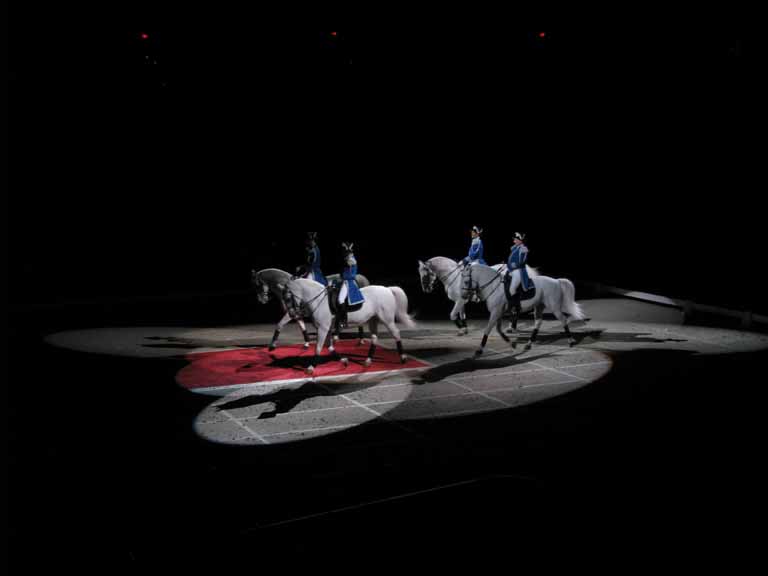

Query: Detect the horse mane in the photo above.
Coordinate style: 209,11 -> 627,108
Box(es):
256,268 -> 292,282
427,256 -> 459,268
288,276 -> 325,291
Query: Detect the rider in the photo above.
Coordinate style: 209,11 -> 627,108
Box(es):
462,226 -> 486,303
504,232 -> 532,318
336,242 -> 365,330
304,232 -> 328,286
462,226 -> 487,266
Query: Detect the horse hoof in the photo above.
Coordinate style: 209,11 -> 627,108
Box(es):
305,366 -> 315,375
357,339 -> 366,346
569,339 -> 576,347
329,346 -> 335,354
364,357 -> 372,367
303,342 -> 310,349
524,343 -> 532,351
474,349 -> 483,357
341,357 -> 349,367
400,355 -> 408,364
333,335 -> 339,342
268,345 -> 276,352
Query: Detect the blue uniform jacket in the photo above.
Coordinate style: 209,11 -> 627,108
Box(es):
307,245 -> 328,286
463,237 -> 487,265
508,245 -> 532,290
342,258 -> 365,305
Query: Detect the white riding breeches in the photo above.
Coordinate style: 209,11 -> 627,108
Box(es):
338,282 -> 348,304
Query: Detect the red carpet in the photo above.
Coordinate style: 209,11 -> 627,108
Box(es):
177,340 -> 430,390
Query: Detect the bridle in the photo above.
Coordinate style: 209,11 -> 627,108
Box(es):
422,261 -> 463,292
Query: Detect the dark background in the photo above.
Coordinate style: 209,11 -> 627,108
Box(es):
8,4 -> 768,571
12,4 -> 764,316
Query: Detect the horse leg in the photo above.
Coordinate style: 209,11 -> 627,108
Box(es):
268,329 -> 280,352
364,318 -> 379,367
524,303 -> 546,351
357,325 -> 367,346
328,310 -> 342,352
450,301 -> 466,335
307,323 -> 330,376
474,307 -> 504,358
324,327 -> 345,367
384,321 -> 407,363
496,317 -> 511,345
269,312 -> 293,351
297,319 -> 311,349
552,309 -> 577,347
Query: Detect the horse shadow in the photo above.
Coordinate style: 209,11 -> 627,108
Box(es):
215,380 -> 330,418
142,336 -> 261,350
240,350 -> 367,372
396,347 -> 459,360
511,328 -> 687,347
214,379 -> 381,418
411,351 -> 557,384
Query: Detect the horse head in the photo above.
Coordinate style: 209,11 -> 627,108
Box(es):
418,260 -> 438,293
252,270 -> 273,304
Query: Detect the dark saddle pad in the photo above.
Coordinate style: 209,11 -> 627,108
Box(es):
520,284 -> 536,301
327,284 -> 364,315
506,280 -> 536,301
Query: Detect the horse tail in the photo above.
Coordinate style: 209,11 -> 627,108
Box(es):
558,278 -> 585,321
388,286 -> 416,328
526,265 -> 539,278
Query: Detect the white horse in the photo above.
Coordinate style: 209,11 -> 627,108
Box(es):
282,277 -> 415,375
460,263 -> 585,357
251,268 -> 312,351
298,267 -> 372,345
252,268 -> 370,350
418,257 -> 539,335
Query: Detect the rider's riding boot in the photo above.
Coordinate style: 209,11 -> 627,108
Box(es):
336,301 -> 348,331
509,291 -> 521,317
513,294 -> 522,316
504,274 -> 513,311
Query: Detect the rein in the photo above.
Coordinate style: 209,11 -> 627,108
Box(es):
463,265 -> 505,302
285,284 -> 329,318
426,261 -> 463,290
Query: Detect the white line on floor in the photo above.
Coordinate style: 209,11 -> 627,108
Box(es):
246,477 -> 504,529
222,410 -> 269,444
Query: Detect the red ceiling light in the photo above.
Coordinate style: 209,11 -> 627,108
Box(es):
330,31 -> 338,36
140,33 -> 149,40
538,32 -> 546,38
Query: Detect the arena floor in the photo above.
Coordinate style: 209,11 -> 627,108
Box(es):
45,299 -> 768,446
15,297 -> 768,567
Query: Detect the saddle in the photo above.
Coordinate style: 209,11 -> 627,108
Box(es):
327,282 -> 364,315
519,283 -> 536,301
504,276 -> 536,301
